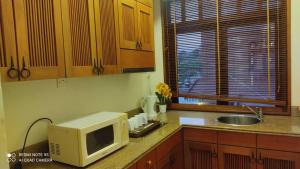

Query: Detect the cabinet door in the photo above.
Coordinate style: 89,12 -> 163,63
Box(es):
62,0 -> 98,77
218,145 -> 256,169
14,0 -> 65,80
94,0 -> 120,74
0,0 -> 18,81
137,149 -> 157,169
137,2 -> 153,51
184,141 -> 218,169
157,143 -> 183,169
118,0 -> 138,50
257,149 -> 300,169
137,0 -> 153,7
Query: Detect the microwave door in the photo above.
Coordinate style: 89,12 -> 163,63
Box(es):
86,125 -> 115,155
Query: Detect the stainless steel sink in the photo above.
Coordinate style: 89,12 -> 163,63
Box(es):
217,115 -> 261,126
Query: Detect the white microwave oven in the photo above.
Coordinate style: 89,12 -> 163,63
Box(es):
48,112 -> 129,167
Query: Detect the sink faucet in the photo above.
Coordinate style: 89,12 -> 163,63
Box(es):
243,105 -> 264,122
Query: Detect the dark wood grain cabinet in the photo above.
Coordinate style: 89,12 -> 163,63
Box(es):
184,141 -> 218,169
127,128 -> 300,169
218,145 -> 256,169
184,128 -> 300,169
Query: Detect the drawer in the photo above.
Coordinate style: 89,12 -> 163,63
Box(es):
257,134 -> 300,153
156,131 -> 182,161
184,128 -> 217,143
137,0 -> 153,7
137,149 -> 157,169
218,131 -> 256,147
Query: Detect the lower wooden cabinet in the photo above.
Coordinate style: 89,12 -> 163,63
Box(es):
218,145 -> 256,169
128,164 -> 137,169
257,149 -> 300,169
184,141 -> 218,169
137,149 -> 157,169
157,143 -> 183,169
128,129 -> 300,169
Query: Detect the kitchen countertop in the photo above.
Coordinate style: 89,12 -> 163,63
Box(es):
23,110 -> 300,169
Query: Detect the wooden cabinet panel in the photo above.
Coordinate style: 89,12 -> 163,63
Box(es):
156,131 -> 181,161
137,149 -> 157,169
94,0 -> 120,74
157,143 -> 183,169
257,149 -> 300,169
0,0 -> 18,82
120,49 -> 154,71
13,0 -> 65,80
218,131 -> 256,147
137,2 -> 153,51
184,141 -> 218,169
257,134 -> 300,153
184,128 -> 217,143
127,164 -> 137,169
137,0 -> 153,7
118,0 -> 138,50
218,145 -> 256,169
62,0 -> 98,77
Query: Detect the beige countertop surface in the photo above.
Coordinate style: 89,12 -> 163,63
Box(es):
22,111 -> 300,169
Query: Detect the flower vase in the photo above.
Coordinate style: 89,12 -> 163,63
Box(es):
158,104 -> 167,125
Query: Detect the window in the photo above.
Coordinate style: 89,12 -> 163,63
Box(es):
162,0 -> 290,114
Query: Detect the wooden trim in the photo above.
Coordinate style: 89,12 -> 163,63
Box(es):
257,134 -> 300,153
169,103 -> 289,115
184,128 -> 217,143
218,131 -> 256,148
178,93 -> 287,106
287,0 -> 291,114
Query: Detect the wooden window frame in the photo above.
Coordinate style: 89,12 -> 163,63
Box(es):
161,0 -> 291,115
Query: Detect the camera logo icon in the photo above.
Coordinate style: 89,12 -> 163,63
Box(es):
7,153 -> 16,163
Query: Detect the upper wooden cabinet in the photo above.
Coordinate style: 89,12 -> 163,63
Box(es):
118,0 -> 155,72
118,0 -> 154,51
61,0 -> 98,77
0,0 -> 18,82
94,0 -> 120,74
62,0 -> 120,77
13,0 -> 65,80
1,0 -> 153,82
137,0 -> 153,7
137,2 -> 153,51
118,0 -> 138,50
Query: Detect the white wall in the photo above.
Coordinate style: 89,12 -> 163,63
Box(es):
0,81 -> 9,169
1,1 -> 164,152
291,0 -> 300,106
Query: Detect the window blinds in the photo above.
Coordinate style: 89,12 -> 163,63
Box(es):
162,0 -> 289,112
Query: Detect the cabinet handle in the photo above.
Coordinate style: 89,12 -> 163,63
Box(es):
139,41 -> 143,48
136,41 -> 140,49
169,153 -> 176,166
98,59 -> 104,74
93,58 -> 99,75
20,57 -> 31,79
212,148 -> 218,157
251,151 -> 256,162
7,56 -> 19,79
146,160 -> 153,169
257,152 -> 263,164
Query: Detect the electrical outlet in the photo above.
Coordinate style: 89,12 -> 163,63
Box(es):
57,78 -> 67,88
